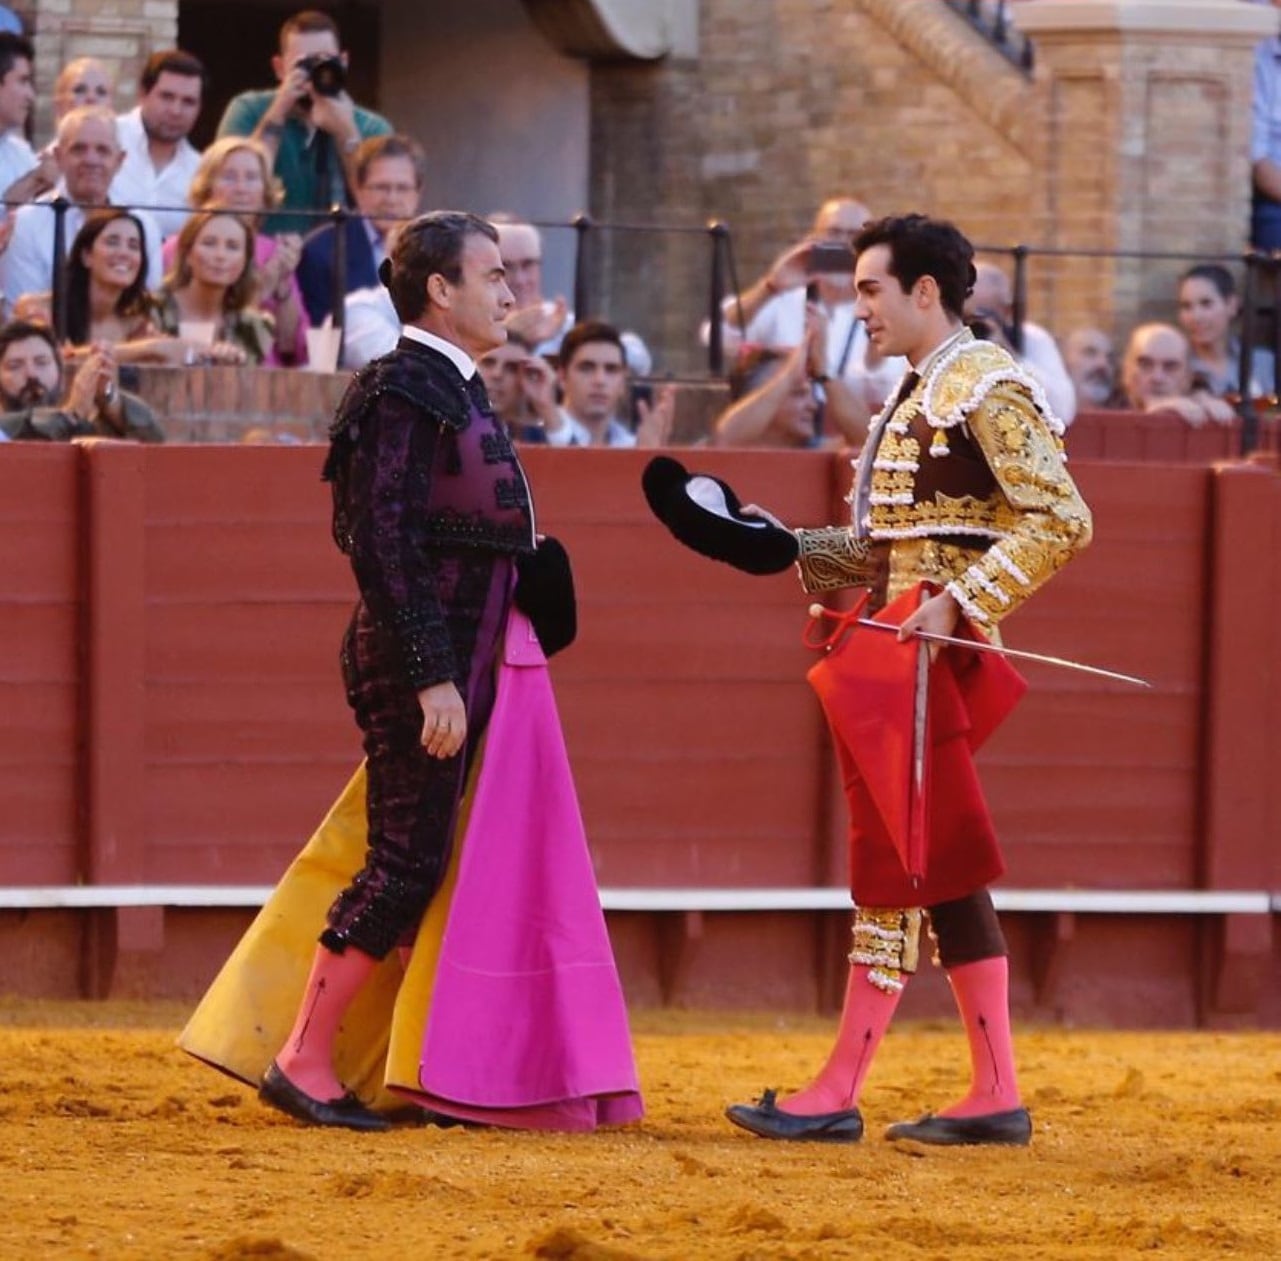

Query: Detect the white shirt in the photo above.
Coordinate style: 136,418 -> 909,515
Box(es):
110,107 -> 202,238
0,131 -> 37,201
0,188 -> 164,313
400,323 -> 477,379
341,284 -> 399,369
543,407 -> 636,448
716,288 -> 909,408
1019,321 -> 1077,426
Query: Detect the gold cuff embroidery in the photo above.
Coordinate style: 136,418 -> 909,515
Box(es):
794,528 -> 885,593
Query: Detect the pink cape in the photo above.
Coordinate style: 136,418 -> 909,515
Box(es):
401,608 -> 644,1130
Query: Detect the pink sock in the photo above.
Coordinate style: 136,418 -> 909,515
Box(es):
778,964 -> 904,1115
275,944 -> 378,1101
940,955 -> 1022,1117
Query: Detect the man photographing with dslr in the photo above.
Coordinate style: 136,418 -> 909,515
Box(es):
217,9 -> 391,236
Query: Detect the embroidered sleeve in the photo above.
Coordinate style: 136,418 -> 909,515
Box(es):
944,382 -> 1092,627
345,394 -> 457,690
794,527 -> 885,593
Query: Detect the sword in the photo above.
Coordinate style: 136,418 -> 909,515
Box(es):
852,618 -> 1151,689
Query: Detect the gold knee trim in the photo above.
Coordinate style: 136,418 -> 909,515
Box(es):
848,907 -> 923,994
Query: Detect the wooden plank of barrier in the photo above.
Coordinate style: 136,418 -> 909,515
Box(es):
1199,461 -> 1281,1018
80,441 -> 155,996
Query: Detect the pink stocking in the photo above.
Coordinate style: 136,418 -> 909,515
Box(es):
941,955 -> 1022,1117
777,964 -> 904,1115
274,944 -> 378,1101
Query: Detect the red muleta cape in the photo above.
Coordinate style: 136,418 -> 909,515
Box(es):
807,584 -> 1027,907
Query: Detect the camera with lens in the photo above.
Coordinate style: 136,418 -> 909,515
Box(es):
296,53 -> 346,99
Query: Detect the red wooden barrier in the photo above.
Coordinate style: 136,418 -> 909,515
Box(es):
0,444 -> 1277,1024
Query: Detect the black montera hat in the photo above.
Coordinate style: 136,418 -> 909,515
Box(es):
641,456 -> 798,576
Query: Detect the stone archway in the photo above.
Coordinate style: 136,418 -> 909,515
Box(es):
519,0 -> 698,61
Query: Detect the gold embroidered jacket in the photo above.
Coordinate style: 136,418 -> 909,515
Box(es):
795,336 -> 1092,626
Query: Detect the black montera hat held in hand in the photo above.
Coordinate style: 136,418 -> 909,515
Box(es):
641,456 -> 798,575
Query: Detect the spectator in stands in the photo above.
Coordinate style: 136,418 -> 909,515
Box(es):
0,318 -> 162,441
178,136 -> 308,363
340,279 -> 396,368
296,133 -> 424,326
1116,322 -> 1235,425
476,336 -> 549,442
1176,263 -> 1276,401
710,344 -> 822,448
111,50 -> 206,239
1063,327 -> 1116,409
52,57 -> 113,121
964,260 -> 1077,423
0,32 -> 55,208
216,9 -> 392,236
155,210 -> 279,365
1,106 -> 164,314
17,209 -> 158,355
1252,7 -> 1281,250
492,214 -> 654,373
492,216 -> 571,352
709,197 -> 907,445
713,347 -> 817,448
542,320 -> 672,448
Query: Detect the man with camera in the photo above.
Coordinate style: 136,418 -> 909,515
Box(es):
216,9 -> 391,236
709,197 -> 909,445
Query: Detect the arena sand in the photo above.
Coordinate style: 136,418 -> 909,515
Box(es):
0,1000 -> 1277,1260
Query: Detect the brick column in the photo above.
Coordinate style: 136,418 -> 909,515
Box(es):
27,0 -> 178,145
1014,0 -> 1276,339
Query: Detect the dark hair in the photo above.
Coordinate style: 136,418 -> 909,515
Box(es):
854,213 -> 977,320
166,209 -> 257,312
380,211 -> 498,323
139,48 -> 207,95
1179,263 -> 1237,301
280,9 -> 340,50
65,210 -> 153,346
559,320 -> 626,372
354,134 -> 425,189
0,32 -> 33,83
0,319 -> 61,369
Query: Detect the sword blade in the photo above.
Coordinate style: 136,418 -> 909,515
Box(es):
853,619 -> 1151,689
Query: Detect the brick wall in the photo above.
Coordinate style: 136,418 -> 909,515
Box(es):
587,0 -> 1264,372
26,0 -> 178,143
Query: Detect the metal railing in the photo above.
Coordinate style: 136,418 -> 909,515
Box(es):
9,195 -> 1281,453
944,0 -> 1035,74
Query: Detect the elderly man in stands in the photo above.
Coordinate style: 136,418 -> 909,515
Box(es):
1064,327 -> 1116,409
711,197 -> 906,444
111,49 -> 207,238
964,260 -> 1076,423
1116,323 -> 1235,425
1,106 -> 164,313
492,216 -> 572,353
0,318 -> 162,442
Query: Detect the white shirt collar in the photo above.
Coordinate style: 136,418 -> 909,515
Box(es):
400,325 -> 476,379
912,324 -> 971,376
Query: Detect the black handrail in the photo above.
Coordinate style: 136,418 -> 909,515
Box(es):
945,0 -> 1034,75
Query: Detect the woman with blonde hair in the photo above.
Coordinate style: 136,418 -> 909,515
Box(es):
155,209 -> 275,365
164,136 -> 307,364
